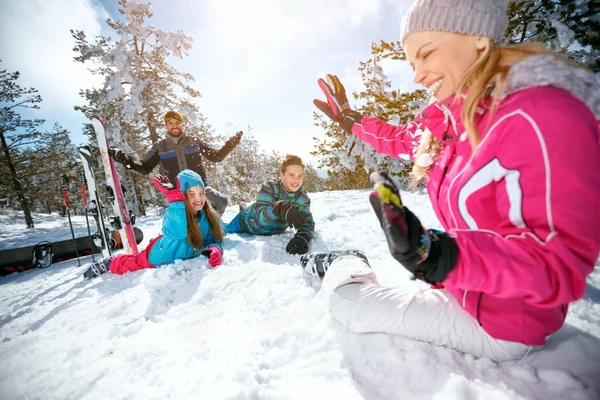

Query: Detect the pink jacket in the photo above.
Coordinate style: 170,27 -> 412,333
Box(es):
352,61 -> 600,345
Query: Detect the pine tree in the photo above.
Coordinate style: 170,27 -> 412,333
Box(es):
0,63 -> 45,228
71,0 -> 209,215
20,123 -> 81,216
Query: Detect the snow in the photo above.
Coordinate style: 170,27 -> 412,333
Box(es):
1,190 -> 599,400
550,20 -> 575,50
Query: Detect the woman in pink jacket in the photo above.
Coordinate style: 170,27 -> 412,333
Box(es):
303,0 -> 600,361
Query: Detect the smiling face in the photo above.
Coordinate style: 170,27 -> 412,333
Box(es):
280,164 -> 304,193
404,31 -> 490,101
185,186 -> 206,211
165,118 -> 183,137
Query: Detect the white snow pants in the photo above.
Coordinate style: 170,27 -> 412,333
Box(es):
322,256 -> 532,362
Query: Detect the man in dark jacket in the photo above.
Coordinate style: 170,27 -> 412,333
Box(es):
109,110 -> 242,215
224,155 -> 315,255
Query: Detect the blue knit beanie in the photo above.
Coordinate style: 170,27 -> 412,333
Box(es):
177,170 -> 205,192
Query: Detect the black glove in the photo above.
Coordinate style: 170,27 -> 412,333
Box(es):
108,147 -> 131,165
368,171 -> 458,284
286,231 -> 311,255
313,74 -> 363,133
272,201 -> 308,229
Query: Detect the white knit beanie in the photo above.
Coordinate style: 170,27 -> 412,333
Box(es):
400,0 -> 510,45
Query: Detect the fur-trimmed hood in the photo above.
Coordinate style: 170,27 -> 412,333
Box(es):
502,54 -> 600,121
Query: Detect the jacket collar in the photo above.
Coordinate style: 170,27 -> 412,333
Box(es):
415,97 -> 465,143
166,131 -> 186,144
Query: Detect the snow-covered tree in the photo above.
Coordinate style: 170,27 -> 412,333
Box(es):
0,63 -> 45,228
312,41 -> 428,189
204,128 -> 281,204
506,0 -> 599,72
71,0 -> 209,214
301,163 -> 326,193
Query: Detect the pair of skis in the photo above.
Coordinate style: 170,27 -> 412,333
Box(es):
78,119 -> 138,258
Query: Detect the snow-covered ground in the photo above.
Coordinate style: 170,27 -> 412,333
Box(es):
0,190 -> 599,400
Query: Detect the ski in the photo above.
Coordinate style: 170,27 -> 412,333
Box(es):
92,118 -> 139,255
78,146 -> 112,259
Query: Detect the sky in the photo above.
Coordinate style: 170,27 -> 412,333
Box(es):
2,190 -> 600,399
0,0 -> 420,166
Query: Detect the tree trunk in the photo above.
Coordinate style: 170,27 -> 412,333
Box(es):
132,173 -> 147,217
0,129 -> 34,228
45,200 -> 51,214
147,111 -> 160,143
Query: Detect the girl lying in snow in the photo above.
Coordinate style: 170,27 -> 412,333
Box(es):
304,0 -> 600,361
84,169 -> 224,279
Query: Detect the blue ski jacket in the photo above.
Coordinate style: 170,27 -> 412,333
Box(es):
236,178 -> 315,238
148,201 -> 222,266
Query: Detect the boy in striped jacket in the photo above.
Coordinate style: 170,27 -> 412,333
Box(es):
224,155 -> 315,255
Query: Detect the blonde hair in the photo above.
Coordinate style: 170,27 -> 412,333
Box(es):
411,41 -> 573,187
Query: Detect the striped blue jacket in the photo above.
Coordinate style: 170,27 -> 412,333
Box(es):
239,178 -> 314,238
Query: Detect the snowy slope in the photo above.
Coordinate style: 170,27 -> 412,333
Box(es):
0,190 -> 599,400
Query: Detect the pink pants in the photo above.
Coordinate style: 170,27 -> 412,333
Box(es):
109,236 -> 160,275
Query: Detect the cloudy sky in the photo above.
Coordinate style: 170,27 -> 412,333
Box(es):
0,0 -> 419,165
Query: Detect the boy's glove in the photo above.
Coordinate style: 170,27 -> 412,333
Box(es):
286,231 -> 311,255
368,171 -> 459,284
153,175 -> 185,203
272,201 -> 308,229
202,246 -> 222,267
313,74 -> 363,133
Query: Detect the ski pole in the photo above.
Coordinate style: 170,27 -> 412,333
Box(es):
80,170 -> 95,262
61,174 -> 81,266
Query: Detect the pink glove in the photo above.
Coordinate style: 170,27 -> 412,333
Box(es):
153,175 -> 185,203
202,246 -> 222,267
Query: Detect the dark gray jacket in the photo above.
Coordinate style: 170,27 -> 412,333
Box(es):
118,132 -> 241,185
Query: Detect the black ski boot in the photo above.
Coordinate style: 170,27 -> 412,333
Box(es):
83,257 -> 114,279
300,250 -> 369,279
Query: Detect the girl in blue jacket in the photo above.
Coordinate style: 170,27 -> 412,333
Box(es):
83,170 -> 224,278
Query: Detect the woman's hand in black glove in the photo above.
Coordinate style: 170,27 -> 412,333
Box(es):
369,171 -> 459,284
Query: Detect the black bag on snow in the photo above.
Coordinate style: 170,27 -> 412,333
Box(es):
32,241 -> 53,269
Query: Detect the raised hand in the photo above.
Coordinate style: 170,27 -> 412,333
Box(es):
313,74 -> 362,133
153,175 -> 185,203
108,147 -> 130,164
